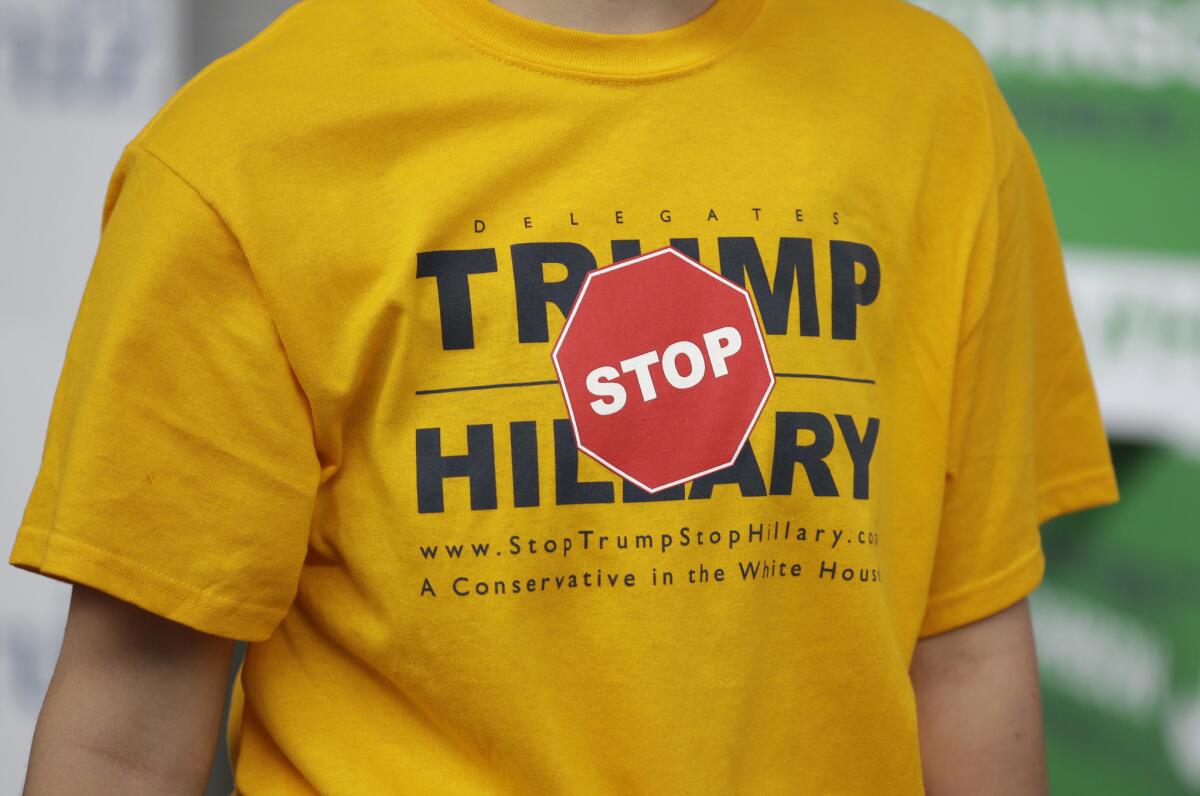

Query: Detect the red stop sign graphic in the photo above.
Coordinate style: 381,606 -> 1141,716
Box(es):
552,247 -> 775,493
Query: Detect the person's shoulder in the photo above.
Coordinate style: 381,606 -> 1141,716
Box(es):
803,0 -> 1020,167
781,0 -> 1001,98
823,0 -> 993,72
127,0 -> 411,191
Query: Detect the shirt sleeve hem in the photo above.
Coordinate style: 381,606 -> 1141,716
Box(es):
1035,465 -> 1119,525
9,524 -> 283,642
918,540 -> 1045,638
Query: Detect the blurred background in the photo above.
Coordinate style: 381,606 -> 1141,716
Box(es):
0,0 -> 1196,793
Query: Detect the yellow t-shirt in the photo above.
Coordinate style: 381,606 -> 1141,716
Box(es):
10,0 -> 1119,793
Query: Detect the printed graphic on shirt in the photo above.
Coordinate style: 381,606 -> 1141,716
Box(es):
411,228 -> 886,601
552,247 -> 775,494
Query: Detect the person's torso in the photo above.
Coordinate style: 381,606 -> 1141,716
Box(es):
146,1 -> 1007,791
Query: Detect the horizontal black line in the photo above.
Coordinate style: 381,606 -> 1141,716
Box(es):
774,372 -> 876,385
414,380 -> 559,396
415,372 -> 874,395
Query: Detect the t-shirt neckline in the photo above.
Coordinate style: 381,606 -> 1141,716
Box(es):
414,0 -> 766,82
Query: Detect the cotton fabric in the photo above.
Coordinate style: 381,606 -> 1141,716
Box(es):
11,0 -> 1118,792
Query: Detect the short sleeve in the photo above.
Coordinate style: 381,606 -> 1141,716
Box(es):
9,143 -> 321,642
918,127 -> 1120,638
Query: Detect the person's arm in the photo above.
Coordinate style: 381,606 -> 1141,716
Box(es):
22,584 -> 235,796
910,598 -> 1048,796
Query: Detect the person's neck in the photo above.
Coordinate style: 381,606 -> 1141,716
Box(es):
486,0 -> 718,34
